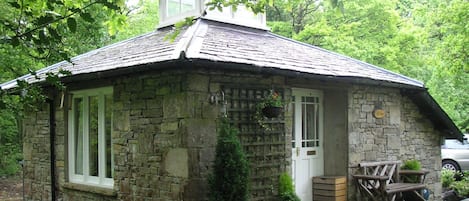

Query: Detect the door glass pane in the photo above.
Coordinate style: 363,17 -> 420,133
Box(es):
74,98 -> 83,175
89,96 -> 99,176
302,96 -> 319,147
292,98 -> 296,148
305,103 -> 316,147
105,95 -> 113,178
302,104 -> 307,147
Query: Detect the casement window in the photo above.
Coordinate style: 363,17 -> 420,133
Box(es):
158,0 -> 202,28
166,0 -> 196,17
68,87 -> 113,188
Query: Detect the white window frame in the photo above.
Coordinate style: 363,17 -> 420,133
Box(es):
202,4 -> 267,30
158,0 -> 203,28
68,87 -> 114,188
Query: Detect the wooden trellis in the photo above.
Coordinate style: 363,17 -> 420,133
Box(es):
223,85 -> 289,201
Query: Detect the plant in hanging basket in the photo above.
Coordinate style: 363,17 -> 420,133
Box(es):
258,90 -> 284,118
254,90 -> 285,130
262,106 -> 283,118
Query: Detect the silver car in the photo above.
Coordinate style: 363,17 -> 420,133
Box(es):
442,134 -> 469,172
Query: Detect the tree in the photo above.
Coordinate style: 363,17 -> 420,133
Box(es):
0,0 -> 126,63
112,0 -> 159,42
0,0 -> 129,176
426,0 -> 469,132
209,118 -> 249,201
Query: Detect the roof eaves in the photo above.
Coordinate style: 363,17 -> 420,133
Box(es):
0,31 -> 161,90
402,89 -> 463,141
268,32 -> 425,88
190,58 -> 424,90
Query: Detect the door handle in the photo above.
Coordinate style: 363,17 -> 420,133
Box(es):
296,148 -> 300,157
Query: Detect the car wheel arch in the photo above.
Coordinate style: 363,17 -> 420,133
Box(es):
442,159 -> 461,171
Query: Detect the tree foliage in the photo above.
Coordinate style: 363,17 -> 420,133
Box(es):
0,0 -> 127,62
112,0 -> 159,42
0,0 -> 130,176
426,0 -> 468,132
263,0 -> 468,133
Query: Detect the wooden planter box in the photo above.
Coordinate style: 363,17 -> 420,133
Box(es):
313,176 -> 347,201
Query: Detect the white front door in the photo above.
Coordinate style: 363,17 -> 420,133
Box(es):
291,89 -> 324,201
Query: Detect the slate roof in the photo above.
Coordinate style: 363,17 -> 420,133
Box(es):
0,18 -> 423,90
0,18 -> 462,139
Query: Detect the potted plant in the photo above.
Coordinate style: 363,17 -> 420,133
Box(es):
258,90 -> 284,118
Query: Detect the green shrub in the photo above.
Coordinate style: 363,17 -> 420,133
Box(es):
279,192 -> 301,201
208,118 -> 249,201
279,173 -> 294,194
442,170 -> 469,198
450,171 -> 469,198
401,159 -> 421,183
451,180 -> 469,197
0,111 -> 22,176
401,159 -> 421,170
0,142 -> 22,176
278,173 -> 300,201
442,169 -> 456,188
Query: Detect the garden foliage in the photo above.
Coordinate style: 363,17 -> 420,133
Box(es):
401,159 -> 422,183
278,173 -> 300,201
442,169 -> 469,198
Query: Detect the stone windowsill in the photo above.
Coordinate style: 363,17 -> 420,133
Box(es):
63,182 -> 117,197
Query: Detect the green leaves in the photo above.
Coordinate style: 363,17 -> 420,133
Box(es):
8,1 -> 20,9
98,0 -> 121,10
1,0 -> 126,61
67,17 -> 77,32
165,16 -> 195,42
80,12 -> 94,22
206,0 -> 267,14
37,15 -> 55,26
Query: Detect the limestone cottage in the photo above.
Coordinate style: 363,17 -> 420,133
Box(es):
0,0 -> 462,200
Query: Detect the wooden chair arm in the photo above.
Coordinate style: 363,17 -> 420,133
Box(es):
353,174 -> 389,181
399,170 -> 429,184
399,170 -> 429,176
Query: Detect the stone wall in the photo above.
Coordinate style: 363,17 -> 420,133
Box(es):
21,69 -> 446,201
21,69 -> 288,201
347,85 -> 442,201
22,104 -> 52,201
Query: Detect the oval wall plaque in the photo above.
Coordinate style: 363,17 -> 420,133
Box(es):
373,109 -> 385,119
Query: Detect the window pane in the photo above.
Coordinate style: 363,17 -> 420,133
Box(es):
167,0 -> 180,17
105,95 -> 113,178
167,0 -> 195,17
181,0 -> 195,13
74,98 -> 83,175
89,96 -> 99,177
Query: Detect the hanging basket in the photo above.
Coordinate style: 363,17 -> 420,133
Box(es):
262,106 -> 283,118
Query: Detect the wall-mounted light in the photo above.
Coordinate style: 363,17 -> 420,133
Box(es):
209,90 -> 227,117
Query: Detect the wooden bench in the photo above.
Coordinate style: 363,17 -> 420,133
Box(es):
352,161 -> 429,201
